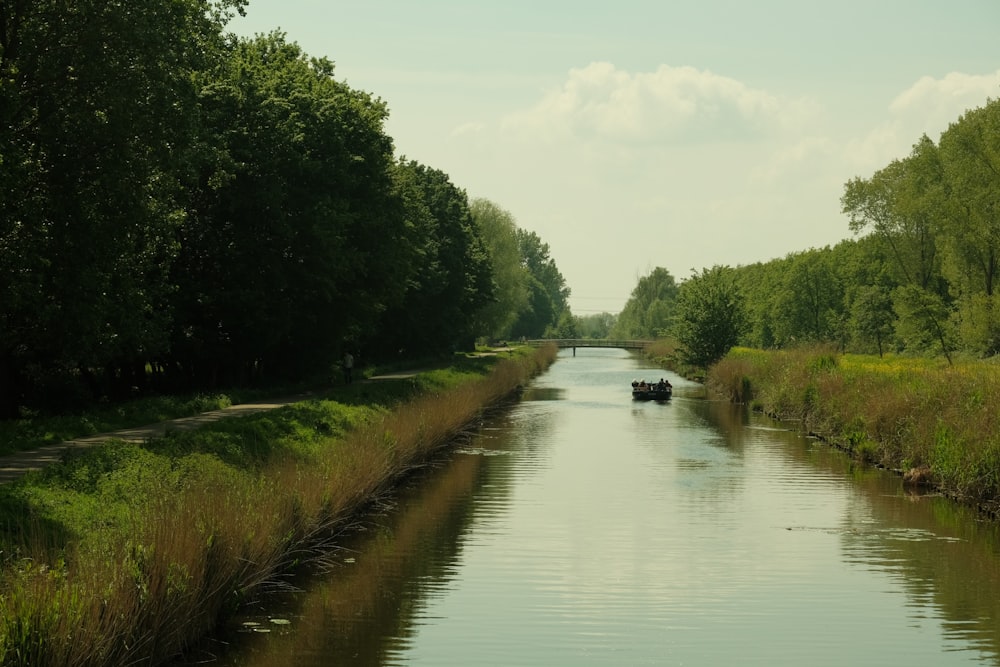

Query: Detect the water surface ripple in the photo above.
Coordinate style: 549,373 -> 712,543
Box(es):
191,349 -> 1000,666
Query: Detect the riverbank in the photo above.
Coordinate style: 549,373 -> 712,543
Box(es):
707,347 -> 1000,516
0,345 -> 557,666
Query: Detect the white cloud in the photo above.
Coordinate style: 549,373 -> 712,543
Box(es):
889,70 -> 1000,121
845,70 -> 1000,172
500,62 -> 815,145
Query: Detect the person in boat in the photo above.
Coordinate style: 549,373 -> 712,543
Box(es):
637,380 -> 648,391
631,379 -> 639,389
656,379 -> 666,391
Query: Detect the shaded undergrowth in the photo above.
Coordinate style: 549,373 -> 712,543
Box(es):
0,345 -> 557,666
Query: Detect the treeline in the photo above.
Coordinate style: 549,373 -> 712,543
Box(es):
0,1 -> 569,418
609,97 -> 1000,367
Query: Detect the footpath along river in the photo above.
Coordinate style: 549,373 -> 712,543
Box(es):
182,348 -> 1000,666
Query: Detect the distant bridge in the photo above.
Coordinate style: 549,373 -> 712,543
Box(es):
522,338 -> 653,351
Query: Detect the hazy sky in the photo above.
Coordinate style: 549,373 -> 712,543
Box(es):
231,1 -> 1000,314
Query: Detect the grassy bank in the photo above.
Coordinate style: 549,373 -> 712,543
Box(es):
708,347 -> 1000,514
0,345 -> 557,666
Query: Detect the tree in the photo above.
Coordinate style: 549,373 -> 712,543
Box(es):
372,161 -> 494,355
0,0 -> 246,413
576,312 -> 617,339
772,249 -> 844,345
547,310 -> 579,339
673,266 -> 747,368
172,33 -> 410,384
612,267 -> 679,339
850,283 -> 896,357
470,199 -> 529,340
842,138 -> 945,292
938,99 -> 1000,298
510,230 -> 570,338
842,137 -> 954,363
937,99 -> 1000,355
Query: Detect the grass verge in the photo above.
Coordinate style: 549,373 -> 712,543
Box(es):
0,345 -> 557,666
708,346 -> 1000,514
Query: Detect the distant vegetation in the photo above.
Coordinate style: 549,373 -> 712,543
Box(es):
604,97 -> 1000,369
0,1 -> 570,419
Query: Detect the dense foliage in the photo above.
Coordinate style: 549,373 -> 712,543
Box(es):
610,98 -> 1000,367
0,4 -> 569,417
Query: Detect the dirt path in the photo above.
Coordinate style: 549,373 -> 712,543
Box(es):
0,394 -> 315,485
0,366 -> 442,485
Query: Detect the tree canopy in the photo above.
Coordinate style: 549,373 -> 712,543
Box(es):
614,97 -> 1000,368
0,8 -> 568,417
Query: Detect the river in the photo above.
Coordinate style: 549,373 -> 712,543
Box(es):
183,348 -> 1000,666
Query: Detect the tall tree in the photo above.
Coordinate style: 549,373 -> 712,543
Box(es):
611,267 -> 678,339
576,312 -> 617,339
850,283 -> 896,357
372,161 -> 494,355
172,33 -> 410,384
938,99 -> 1000,298
842,138 -> 953,363
673,266 -> 747,368
938,100 -> 1000,355
0,0 -> 245,413
772,249 -> 844,345
469,199 -> 529,340
510,230 -> 570,338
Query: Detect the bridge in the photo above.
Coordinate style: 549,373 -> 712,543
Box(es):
522,338 -> 653,351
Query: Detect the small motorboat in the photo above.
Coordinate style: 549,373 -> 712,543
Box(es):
631,380 -> 672,401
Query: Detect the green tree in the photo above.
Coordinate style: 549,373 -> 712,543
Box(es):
841,137 -> 947,293
373,161 -> 494,355
576,312 -> 617,339
842,137 -> 953,362
732,260 -> 783,349
674,266 -> 747,368
173,33 -> 410,384
850,283 -> 896,357
937,100 -> 1000,355
510,230 -> 570,338
547,310 -> 579,339
611,267 -> 678,339
938,99 -> 1000,299
470,199 -> 529,341
772,249 -> 844,345
893,284 -> 956,356
0,0 -> 245,414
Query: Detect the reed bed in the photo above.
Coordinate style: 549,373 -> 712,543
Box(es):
708,347 -> 1000,512
0,345 -> 557,666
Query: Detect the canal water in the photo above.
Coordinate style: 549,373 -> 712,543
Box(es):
192,348 -> 1000,666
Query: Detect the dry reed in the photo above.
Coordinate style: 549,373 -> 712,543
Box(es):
708,347 -> 1000,512
0,344 -> 557,666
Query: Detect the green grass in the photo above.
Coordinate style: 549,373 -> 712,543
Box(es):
0,352 -> 503,456
0,393 -> 239,455
0,344 -> 557,667
708,346 -> 1000,512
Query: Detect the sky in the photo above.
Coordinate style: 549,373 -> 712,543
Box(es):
230,1 -> 1000,315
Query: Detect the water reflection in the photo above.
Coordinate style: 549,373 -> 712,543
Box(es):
182,349 -> 1000,666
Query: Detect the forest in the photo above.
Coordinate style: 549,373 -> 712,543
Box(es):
608,97 -> 1000,368
0,0 -> 571,418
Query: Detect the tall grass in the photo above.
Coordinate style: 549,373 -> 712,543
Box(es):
708,347 -> 1000,512
0,345 -> 557,666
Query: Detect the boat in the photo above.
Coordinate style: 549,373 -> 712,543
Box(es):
631,381 -> 672,401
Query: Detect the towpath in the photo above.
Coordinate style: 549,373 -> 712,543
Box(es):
0,369 -> 426,485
